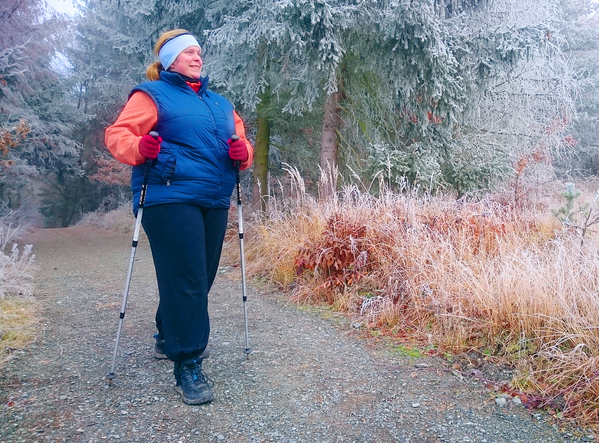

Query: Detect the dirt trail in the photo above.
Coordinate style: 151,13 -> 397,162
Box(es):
0,226 -> 583,442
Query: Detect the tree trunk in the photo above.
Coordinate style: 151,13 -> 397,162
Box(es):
251,91 -> 271,212
319,90 -> 341,200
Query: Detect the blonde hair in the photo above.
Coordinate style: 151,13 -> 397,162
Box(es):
145,29 -> 191,81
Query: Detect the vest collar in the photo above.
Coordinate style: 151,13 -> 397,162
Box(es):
159,70 -> 209,94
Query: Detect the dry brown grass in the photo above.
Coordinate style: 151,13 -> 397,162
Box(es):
0,296 -> 37,367
225,173 -> 599,428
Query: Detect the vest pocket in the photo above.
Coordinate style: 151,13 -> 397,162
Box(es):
159,154 -> 177,184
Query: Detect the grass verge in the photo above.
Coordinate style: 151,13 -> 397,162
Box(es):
221,176 -> 599,431
0,296 -> 37,367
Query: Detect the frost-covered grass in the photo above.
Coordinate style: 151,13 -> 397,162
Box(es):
0,222 -> 37,367
225,173 -> 599,428
0,225 -> 35,299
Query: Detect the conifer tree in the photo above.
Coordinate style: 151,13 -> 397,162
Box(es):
357,0 -> 574,196
556,0 -> 599,176
205,0 -> 368,202
0,0 -> 83,224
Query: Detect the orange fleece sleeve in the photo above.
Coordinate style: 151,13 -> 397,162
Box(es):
104,91 -> 158,166
234,111 -> 254,170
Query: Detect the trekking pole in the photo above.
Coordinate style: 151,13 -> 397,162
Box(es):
232,134 -> 252,359
107,131 -> 158,384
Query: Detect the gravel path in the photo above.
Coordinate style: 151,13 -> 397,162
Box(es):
0,226 -> 592,442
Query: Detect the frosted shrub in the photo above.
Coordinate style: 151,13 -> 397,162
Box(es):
0,224 -> 35,298
76,202 -> 135,233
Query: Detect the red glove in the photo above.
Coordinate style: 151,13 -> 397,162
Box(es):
228,137 -> 248,162
138,134 -> 162,159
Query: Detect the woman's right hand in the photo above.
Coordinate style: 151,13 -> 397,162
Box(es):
138,134 -> 162,159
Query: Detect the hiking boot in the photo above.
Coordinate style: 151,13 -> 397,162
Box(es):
154,334 -> 210,360
173,359 -> 214,405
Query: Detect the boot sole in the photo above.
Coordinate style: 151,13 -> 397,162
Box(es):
174,385 -> 214,405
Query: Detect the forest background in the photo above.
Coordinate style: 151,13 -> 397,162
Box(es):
2,0 -> 599,431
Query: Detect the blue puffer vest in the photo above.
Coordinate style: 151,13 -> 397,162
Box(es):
130,71 -> 237,214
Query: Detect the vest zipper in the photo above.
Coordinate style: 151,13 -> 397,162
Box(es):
198,94 -> 227,189
198,94 -> 219,145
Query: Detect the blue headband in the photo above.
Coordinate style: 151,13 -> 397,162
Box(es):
158,34 -> 201,70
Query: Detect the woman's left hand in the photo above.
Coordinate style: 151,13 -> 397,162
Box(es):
228,138 -> 249,162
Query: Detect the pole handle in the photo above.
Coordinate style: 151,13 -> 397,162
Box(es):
147,131 -> 160,165
231,134 -> 242,204
231,134 -> 241,170
139,131 -> 158,207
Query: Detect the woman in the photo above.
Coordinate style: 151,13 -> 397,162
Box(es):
105,29 -> 253,405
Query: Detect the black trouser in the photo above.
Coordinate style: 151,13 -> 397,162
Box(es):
141,203 -> 228,364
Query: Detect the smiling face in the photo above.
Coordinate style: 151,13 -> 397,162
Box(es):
169,45 -> 203,79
